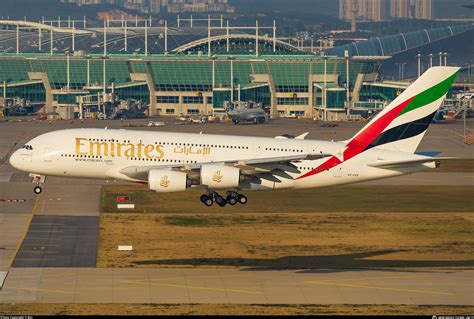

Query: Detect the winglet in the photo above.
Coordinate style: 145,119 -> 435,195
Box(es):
295,132 -> 309,140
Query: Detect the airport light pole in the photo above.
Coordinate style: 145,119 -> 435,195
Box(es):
273,20 -> 276,53
417,53 -> 422,78
124,19 -> 128,52
212,58 -> 215,90
164,20 -> 168,54
66,51 -> 70,89
439,52 -> 443,66
323,54 -> 327,121
72,21 -> 75,52
144,19 -> 148,56
103,20 -> 107,56
255,20 -> 259,57
38,24 -> 42,51
207,16 -> 211,56
444,52 -> 448,66
50,22 -> 54,55
86,56 -> 91,87
230,57 -> 234,103
226,20 -> 230,53
429,53 -> 433,68
345,50 -> 350,105
102,56 -> 108,115
16,23 -> 19,55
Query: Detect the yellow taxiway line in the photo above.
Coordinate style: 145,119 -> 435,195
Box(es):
121,279 -> 263,295
8,193 -> 41,267
6,286 -> 73,295
305,274 -> 455,296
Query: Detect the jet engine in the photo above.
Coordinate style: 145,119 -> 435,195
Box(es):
148,169 -> 191,192
200,164 -> 241,189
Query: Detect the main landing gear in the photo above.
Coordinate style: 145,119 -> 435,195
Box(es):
200,190 -> 248,207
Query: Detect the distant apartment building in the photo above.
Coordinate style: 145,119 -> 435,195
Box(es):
390,0 -> 432,19
166,0 -> 235,14
60,0 -> 123,5
340,0 -> 432,21
339,0 -> 389,22
60,0 -> 234,13
412,0 -> 432,20
390,0 -> 411,19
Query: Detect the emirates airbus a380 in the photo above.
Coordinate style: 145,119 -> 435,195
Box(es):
10,67 -> 459,207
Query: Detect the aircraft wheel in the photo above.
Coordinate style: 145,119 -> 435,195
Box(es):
33,186 -> 42,195
215,195 -> 227,207
226,195 -> 237,206
237,194 -> 247,205
201,195 -> 214,207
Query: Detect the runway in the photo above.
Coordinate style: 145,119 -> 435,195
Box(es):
0,268 -> 472,304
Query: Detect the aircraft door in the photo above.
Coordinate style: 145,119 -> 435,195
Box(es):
332,165 -> 343,177
253,143 -> 262,157
43,146 -> 58,162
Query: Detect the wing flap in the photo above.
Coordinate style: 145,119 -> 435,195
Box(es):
118,153 -> 329,180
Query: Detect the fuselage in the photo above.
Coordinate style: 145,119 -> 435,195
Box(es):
9,128 -> 434,191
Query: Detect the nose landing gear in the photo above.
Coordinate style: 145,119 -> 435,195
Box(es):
34,186 -> 42,194
29,173 -> 45,195
200,190 -> 248,207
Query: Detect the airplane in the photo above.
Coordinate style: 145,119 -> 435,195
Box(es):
227,101 -> 268,124
9,67 -> 459,207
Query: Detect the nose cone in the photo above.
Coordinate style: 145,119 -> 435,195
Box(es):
9,149 -> 23,171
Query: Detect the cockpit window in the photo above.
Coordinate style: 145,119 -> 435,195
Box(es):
22,145 -> 33,150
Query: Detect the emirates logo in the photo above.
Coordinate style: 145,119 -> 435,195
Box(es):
160,175 -> 171,188
212,170 -> 223,183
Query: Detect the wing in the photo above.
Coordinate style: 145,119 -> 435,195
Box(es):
118,153 -> 331,181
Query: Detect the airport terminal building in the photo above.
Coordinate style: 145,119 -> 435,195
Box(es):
0,19 -> 472,120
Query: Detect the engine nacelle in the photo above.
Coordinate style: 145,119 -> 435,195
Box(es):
200,164 -> 240,189
149,169 -> 190,193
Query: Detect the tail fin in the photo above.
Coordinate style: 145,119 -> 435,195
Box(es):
347,66 -> 459,154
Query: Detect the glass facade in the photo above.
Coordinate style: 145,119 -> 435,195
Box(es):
330,24 -> 474,57
0,54 -> 382,116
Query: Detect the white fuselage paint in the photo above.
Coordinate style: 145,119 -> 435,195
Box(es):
10,128 -> 434,191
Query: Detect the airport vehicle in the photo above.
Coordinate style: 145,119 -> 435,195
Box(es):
148,121 -> 166,127
227,101 -> 268,124
10,67 -> 459,207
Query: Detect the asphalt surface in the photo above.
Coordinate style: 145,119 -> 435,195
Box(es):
12,215 -> 99,268
0,268 -> 472,304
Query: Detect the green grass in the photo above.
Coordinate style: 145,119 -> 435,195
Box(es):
164,216 -> 226,227
101,185 -> 474,214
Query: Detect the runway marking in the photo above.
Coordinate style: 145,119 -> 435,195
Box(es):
8,193 -> 41,267
22,237 -> 61,241
121,280 -> 263,295
14,258 -> 56,261
18,251 -> 59,254
6,286 -> 73,295
308,274 -> 432,283
445,129 -> 464,138
305,279 -> 455,296
21,244 -> 60,247
148,275 -> 243,282
28,230 -> 64,233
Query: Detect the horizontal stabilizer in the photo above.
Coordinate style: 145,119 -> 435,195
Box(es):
368,157 -> 457,169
